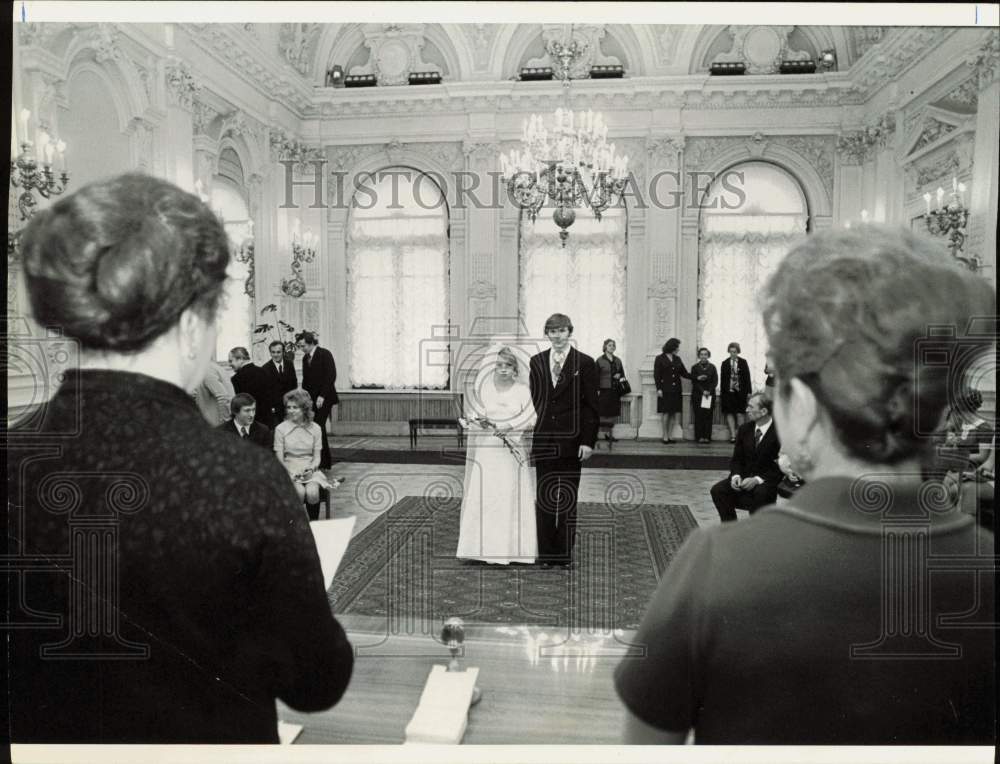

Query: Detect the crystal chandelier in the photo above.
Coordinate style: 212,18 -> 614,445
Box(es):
500,30 -> 629,246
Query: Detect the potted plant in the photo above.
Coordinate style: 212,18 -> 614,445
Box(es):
253,304 -> 298,363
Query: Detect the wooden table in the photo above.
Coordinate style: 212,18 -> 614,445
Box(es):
277,627 -> 632,744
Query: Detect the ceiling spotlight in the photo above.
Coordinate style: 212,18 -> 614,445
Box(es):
325,65 -> 344,87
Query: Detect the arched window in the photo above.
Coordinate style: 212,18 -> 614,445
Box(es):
346,167 -> 450,388
519,205 -> 627,364
211,154 -> 253,362
697,162 -> 808,386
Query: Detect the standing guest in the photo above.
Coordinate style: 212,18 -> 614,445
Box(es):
690,347 -> 718,444
274,388 -> 334,521
193,358 -> 235,426
709,391 -> 782,521
528,313 -> 600,567
595,338 -> 626,444
217,393 -> 272,450
262,340 -> 298,429
719,342 -> 752,443
229,346 -> 269,426
615,225 -> 995,745
7,172 -> 353,744
654,338 -> 689,444
298,331 -> 339,470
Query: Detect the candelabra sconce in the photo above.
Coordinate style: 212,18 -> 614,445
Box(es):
441,617 -> 482,706
10,135 -> 70,222
280,223 -> 317,298
924,178 -> 976,271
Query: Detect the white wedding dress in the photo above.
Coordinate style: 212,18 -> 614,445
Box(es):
456,378 -> 538,564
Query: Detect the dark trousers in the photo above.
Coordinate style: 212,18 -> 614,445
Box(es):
692,397 -> 714,441
535,457 -> 582,564
313,403 -> 332,469
710,478 -> 778,522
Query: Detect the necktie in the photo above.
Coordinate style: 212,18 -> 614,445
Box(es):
754,428 -> 762,448
304,354 -> 311,369
552,357 -> 563,385
241,426 -> 249,439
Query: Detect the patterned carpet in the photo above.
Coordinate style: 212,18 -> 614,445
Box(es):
329,496 -> 698,631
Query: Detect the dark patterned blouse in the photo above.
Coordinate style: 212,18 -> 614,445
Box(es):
6,370 -> 353,743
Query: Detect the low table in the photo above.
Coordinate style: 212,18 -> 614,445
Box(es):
408,418 -> 464,449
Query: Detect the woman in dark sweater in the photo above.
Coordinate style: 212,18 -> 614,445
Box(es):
7,173 -> 353,743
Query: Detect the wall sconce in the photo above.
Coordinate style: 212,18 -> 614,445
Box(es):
281,220 -> 317,298
818,50 -> 837,70
924,177 -> 975,270
10,108 -> 70,221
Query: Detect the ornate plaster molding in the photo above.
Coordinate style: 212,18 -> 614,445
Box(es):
467,280 -> 497,299
351,23 -> 440,86
967,31 -> 1000,90
165,57 -> 200,109
711,26 -> 811,75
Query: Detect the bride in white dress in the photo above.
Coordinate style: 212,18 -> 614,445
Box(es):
456,344 -> 537,565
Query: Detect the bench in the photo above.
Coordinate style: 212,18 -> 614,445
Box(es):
409,418 -> 465,449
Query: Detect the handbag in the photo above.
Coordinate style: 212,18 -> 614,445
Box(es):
614,377 -> 632,396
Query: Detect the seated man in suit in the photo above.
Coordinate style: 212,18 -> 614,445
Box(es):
710,391 -> 782,522
217,393 -> 273,450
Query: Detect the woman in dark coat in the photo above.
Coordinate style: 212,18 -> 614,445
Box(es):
7,173 -> 353,744
719,341 -> 752,443
654,337 -> 690,444
596,338 -> 625,442
690,347 -> 719,443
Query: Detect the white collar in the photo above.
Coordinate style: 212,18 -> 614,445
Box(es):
755,419 -> 772,438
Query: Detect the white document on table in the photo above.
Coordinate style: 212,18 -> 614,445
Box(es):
277,720 -> 303,744
405,664 -> 480,745
309,516 -> 357,590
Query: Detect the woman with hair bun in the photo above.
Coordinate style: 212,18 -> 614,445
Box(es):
8,173 -> 353,743
616,225 -> 995,745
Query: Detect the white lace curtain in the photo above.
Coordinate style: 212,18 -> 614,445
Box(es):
698,214 -> 807,387
519,206 -> 627,364
346,169 -> 450,388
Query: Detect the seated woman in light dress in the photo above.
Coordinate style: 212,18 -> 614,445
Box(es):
274,388 -> 333,520
456,345 -> 537,565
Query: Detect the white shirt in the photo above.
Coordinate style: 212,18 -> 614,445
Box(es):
755,418 -> 773,441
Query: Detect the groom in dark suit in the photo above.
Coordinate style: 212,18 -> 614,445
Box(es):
710,391 -> 783,522
529,313 -> 600,567
298,331 -> 339,469
262,341 -> 298,428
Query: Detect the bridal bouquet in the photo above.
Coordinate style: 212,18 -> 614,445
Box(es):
458,415 -> 526,465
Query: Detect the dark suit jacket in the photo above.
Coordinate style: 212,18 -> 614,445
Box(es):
653,354 -> 690,394
720,357 -> 752,396
262,359 -> 298,419
231,363 -> 270,421
729,420 -> 782,486
302,346 -> 339,407
529,346 -> 600,460
216,418 -> 273,450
